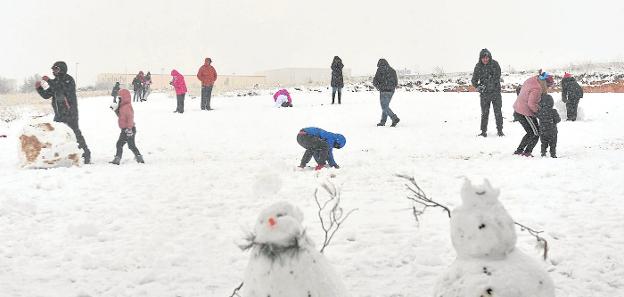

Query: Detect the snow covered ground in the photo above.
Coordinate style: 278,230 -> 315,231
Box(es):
1,90 -> 623,297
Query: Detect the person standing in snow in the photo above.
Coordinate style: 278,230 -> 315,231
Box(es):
512,71 -> 554,157
142,72 -> 152,101
132,71 -> 144,102
373,58 -> 400,127
109,89 -> 144,165
170,69 -> 187,113
111,81 -> 120,103
471,48 -> 504,137
297,127 -> 346,170
561,72 -> 583,121
196,57 -> 217,110
331,56 -> 344,104
35,61 -> 91,164
536,93 -> 560,158
273,88 -> 293,107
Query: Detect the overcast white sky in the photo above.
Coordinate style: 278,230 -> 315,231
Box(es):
3,0 -> 624,86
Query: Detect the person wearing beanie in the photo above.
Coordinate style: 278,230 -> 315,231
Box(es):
331,56 -> 344,104
297,127 -> 346,170
373,58 -> 400,127
170,69 -> 187,113
536,93 -> 561,158
196,57 -> 218,110
109,89 -> 144,165
35,61 -> 92,164
561,72 -> 583,121
471,48 -> 504,137
512,71 -> 554,157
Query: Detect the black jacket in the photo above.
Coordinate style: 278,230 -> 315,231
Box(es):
331,57 -> 344,88
561,77 -> 583,103
373,59 -> 398,92
132,76 -> 143,91
36,61 -> 79,123
471,49 -> 501,94
536,94 -> 561,134
111,82 -> 120,97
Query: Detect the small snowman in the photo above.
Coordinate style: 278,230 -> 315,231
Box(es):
434,179 -> 554,297
239,201 -> 348,297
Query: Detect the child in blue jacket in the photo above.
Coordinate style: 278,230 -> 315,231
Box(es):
297,127 -> 346,170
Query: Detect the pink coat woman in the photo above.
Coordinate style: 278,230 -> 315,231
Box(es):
512,72 -> 553,157
170,70 -> 187,95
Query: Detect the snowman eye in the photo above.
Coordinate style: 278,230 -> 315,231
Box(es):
276,213 -> 284,218
476,190 -> 486,195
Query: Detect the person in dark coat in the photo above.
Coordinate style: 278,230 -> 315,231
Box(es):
536,93 -> 560,158
132,71 -> 144,102
35,61 -> 91,164
561,72 -> 583,121
111,82 -> 120,103
373,58 -> 400,127
472,48 -> 504,137
331,56 -> 344,104
297,127 -> 346,170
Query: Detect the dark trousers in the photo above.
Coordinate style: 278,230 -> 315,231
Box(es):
565,100 -> 580,121
133,89 -> 141,102
480,93 -> 503,132
176,93 -> 185,113
332,87 -> 342,104
379,91 -> 398,124
201,85 -> 213,110
115,127 -> 141,157
514,112 -> 540,154
540,132 -> 557,157
297,132 -> 329,167
64,119 -> 90,157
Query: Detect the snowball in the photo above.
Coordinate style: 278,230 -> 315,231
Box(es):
18,120 -> 81,169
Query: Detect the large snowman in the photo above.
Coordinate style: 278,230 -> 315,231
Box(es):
240,201 -> 348,297
434,179 -> 555,297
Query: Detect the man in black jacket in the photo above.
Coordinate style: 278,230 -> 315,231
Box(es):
561,72 -> 583,121
373,58 -> 400,127
472,48 -> 503,137
35,61 -> 91,164
331,56 -> 344,104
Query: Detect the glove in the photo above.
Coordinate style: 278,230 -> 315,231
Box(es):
42,76 -> 49,81
124,128 -> 134,137
35,81 -> 41,88
476,85 -> 486,93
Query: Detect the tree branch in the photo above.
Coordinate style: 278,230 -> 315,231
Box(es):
314,181 -> 358,253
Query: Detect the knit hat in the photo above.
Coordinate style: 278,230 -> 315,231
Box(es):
563,72 -> 573,78
538,71 -> 554,86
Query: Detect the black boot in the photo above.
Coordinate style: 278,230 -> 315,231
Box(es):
497,130 -> 505,137
390,117 -> 400,127
478,131 -> 487,137
82,149 -> 91,164
109,156 -> 121,165
135,155 -> 145,163
376,122 -> 385,127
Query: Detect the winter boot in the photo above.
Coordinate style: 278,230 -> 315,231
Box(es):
314,164 -> 325,171
513,150 -> 523,155
135,155 -> 145,163
376,122 -> 385,127
390,117 -> 400,127
522,152 -> 534,157
109,156 -> 121,165
497,130 -> 505,137
478,131 -> 487,137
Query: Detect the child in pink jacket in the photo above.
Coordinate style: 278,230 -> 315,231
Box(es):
170,69 -> 187,113
110,89 -> 144,164
273,88 -> 293,107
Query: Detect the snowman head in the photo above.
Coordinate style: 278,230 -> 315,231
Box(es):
254,201 -> 305,248
451,179 -> 517,259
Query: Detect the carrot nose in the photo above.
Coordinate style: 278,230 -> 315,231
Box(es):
268,217 -> 276,227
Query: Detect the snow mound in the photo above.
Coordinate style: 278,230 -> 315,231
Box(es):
18,120 -> 81,169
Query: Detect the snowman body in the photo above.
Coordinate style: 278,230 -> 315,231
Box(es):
434,180 -> 554,297
241,202 -> 348,297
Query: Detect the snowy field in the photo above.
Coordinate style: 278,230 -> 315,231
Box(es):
1,90 -> 623,297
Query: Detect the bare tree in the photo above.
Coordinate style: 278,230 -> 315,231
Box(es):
396,174 -> 549,260
0,77 -> 15,94
314,181 -> 358,253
